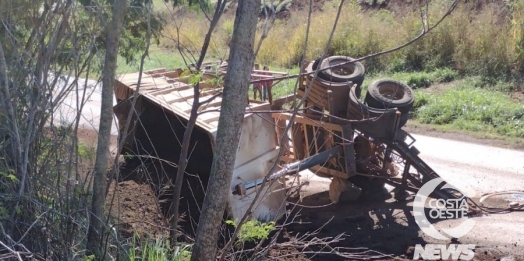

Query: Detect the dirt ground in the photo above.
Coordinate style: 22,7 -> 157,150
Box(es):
269,187 -> 518,261
77,127 -> 521,261
77,129 -> 170,238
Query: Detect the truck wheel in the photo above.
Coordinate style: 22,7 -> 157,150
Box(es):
347,85 -> 399,138
319,56 -> 365,87
365,79 -> 414,114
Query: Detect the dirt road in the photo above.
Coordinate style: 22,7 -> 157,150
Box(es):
411,134 -> 524,255
54,78 -> 119,135
295,134 -> 524,260
411,134 -> 524,193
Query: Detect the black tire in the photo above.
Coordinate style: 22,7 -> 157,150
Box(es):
319,56 -> 365,87
306,59 -> 362,99
398,111 -> 410,128
365,79 -> 414,114
347,85 -> 399,139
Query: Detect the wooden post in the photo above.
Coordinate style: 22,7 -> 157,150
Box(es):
267,84 -> 273,105
276,117 -> 290,155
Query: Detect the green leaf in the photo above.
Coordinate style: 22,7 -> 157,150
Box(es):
189,73 -> 203,85
7,174 -> 19,184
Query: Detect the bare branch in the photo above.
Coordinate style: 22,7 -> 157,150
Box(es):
253,0 -> 277,57
170,0 -> 229,244
0,240 -> 33,261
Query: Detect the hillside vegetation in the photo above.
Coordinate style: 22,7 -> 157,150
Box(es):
161,0 -> 524,78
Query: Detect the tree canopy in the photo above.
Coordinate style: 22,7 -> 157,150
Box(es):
0,0 -> 165,67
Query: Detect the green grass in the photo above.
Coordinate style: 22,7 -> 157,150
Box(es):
116,45 -> 188,75
412,79 -> 524,138
128,233 -> 191,261
361,69 -> 523,138
270,66 -> 301,99
362,68 -> 459,90
81,45 -> 188,79
405,120 -> 524,149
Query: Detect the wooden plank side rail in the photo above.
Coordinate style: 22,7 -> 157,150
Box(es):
271,112 -> 343,132
117,67 -> 290,136
271,112 -> 352,179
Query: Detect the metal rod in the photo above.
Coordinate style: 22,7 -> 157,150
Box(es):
242,145 -> 343,191
394,162 -> 411,200
341,124 -> 356,176
391,110 -> 401,141
401,162 -> 410,190
382,148 -> 392,172
390,141 -> 460,200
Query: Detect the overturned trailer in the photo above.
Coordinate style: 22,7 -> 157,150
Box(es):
113,66 -> 292,223
113,58 -> 461,227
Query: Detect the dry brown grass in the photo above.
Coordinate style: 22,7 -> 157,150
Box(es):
157,1 -> 524,78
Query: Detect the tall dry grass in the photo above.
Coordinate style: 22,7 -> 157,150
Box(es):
158,1 -> 524,78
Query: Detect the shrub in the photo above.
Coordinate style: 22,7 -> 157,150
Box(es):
226,220 -> 276,246
407,73 -> 433,89
510,1 -> 524,74
433,68 -> 459,83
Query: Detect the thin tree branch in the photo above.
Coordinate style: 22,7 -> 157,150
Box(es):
170,0 -> 229,244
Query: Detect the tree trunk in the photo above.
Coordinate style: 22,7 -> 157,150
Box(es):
87,0 -> 127,257
170,0 -> 227,243
190,0 -> 259,260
